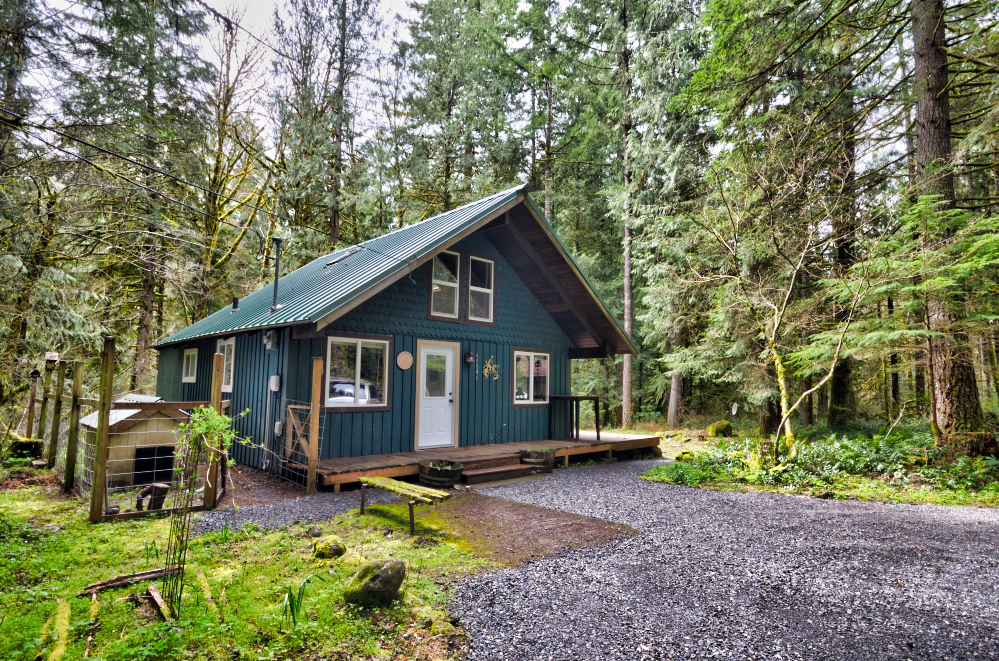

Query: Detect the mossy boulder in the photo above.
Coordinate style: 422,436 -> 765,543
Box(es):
344,559 -> 406,607
675,450 -> 696,463
706,420 -> 732,438
314,535 -> 347,559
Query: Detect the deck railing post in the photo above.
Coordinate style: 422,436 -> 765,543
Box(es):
36,359 -> 54,442
307,357 -> 322,495
204,353 -> 224,510
46,360 -> 67,468
90,337 -> 115,524
64,361 -> 83,492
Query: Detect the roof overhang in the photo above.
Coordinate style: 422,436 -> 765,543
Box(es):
314,193 -> 636,356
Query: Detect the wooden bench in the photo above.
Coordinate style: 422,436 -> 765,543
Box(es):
358,476 -> 452,535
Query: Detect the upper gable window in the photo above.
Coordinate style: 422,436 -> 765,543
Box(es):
429,251 -> 460,319
217,337 -> 235,393
182,349 -> 198,383
467,256 -> 494,323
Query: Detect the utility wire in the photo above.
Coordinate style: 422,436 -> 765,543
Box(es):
23,124 -> 230,227
0,106 -> 273,228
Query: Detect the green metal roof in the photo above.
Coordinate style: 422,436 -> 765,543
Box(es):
155,185 -> 634,353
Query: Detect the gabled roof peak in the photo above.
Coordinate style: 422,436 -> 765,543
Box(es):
156,185 -> 634,355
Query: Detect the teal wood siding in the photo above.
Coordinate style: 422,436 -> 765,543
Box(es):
157,229 -> 574,467
284,231 -> 572,460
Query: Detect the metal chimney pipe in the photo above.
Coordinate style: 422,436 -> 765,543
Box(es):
270,237 -> 284,313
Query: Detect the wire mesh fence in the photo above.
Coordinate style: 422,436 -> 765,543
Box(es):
76,399 -> 220,516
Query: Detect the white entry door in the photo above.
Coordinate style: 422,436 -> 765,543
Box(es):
416,341 -> 458,449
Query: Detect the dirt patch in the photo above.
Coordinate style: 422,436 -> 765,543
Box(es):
423,492 -> 637,567
217,465 -> 306,507
0,468 -> 61,490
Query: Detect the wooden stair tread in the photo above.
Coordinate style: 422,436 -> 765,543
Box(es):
461,464 -> 536,485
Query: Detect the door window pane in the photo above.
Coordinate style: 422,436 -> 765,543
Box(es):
515,353 -> 531,401
360,342 -> 386,405
425,353 -> 446,397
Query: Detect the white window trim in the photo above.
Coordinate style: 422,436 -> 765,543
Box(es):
430,250 -> 461,319
467,256 -> 495,323
513,350 -> 550,405
325,336 -> 390,408
217,337 -> 235,393
182,348 -> 198,383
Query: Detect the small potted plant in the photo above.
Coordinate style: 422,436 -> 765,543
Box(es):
417,460 -> 464,487
519,447 -> 557,473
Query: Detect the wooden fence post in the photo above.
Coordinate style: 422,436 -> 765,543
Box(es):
204,353 -> 224,510
46,361 -> 67,468
35,360 -> 54,441
307,357 -> 322,495
90,338 -> 115,524
64,361 -> 84,493
25,371 -> 39,439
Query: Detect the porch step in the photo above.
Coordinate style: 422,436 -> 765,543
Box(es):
456,455 -> 523,472
461,464 -> 537,485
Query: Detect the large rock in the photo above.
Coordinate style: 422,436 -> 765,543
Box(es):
706,420 -> 732,438
314,535 -> 347,559
344,560 -> 406,607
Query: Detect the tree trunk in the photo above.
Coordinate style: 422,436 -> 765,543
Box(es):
0,195 -> 55,398
759,397 -> 778,438
816,382 -> 828,418
618,0 -> 634,428
666,372 -> 682,428
799,376 -> 813,426
988,330 -> 999,400
911,0 -> 985,437
828,57 -> 857,428
330,0 -> 349,247
543,76 -> 553,223
0,0 -> 28,161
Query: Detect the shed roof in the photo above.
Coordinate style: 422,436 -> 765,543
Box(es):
156,186 -> 635,355
80,394 -> 162,430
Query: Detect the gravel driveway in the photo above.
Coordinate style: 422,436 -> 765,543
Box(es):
453,460 -> 999,660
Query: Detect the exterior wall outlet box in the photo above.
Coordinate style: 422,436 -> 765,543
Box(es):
274,421 -> 283,437
268,375 -> 281,392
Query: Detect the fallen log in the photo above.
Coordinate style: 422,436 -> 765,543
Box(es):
146,585 -> 172,621
77,566 -> 180,596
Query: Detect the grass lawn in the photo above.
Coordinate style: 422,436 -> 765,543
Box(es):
0,485 -> 489,661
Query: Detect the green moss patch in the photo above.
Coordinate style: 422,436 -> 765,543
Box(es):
0,486 -> 488,661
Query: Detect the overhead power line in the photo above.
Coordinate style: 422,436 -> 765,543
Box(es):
0,106 -> 272,229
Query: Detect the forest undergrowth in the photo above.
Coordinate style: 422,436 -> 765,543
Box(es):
642,423 -> 999,507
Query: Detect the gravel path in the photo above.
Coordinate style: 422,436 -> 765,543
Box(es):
192,488 -> 396,534
453,460 -> 999,660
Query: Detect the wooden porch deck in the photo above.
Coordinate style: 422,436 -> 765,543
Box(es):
315,431 -> 661,490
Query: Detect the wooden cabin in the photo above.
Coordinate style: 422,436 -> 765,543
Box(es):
154,186 -> 646,486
